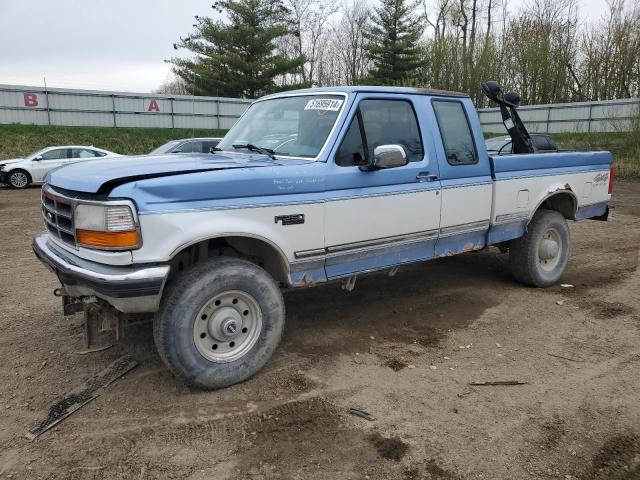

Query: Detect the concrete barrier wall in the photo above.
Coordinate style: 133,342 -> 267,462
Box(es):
1,84 -> 637,134
478,98 -> 639,134
0,84 -> 252,130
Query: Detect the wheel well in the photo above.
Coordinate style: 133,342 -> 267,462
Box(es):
168,236 -> 289,286
536,191 -> 577,220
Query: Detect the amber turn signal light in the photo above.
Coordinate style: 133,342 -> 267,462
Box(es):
76,229 -> 139,249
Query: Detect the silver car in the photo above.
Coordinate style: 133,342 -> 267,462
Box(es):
0,145 -> 120,189
149,138 -> 223,155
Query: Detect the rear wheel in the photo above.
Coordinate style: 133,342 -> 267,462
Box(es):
7,170 -> 31,189
509,209 -> 571,287
154,257 -> 285,390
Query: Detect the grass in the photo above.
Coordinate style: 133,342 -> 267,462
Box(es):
485,131 -> 640,178
0,124 -> 228,159
1,124 -> 638,177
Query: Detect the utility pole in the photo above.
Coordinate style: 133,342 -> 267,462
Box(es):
192,70 -> 196,138
43,76 -> 51,126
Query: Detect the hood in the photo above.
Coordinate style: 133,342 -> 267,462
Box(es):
45,152 -> 284,194
0,158 -> 25,166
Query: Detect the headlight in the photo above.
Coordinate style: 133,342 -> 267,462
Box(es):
74,203 -> 140,249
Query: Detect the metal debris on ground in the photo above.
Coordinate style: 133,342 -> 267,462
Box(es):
547,352 -> 585,362
27,355 -> 139,439
348,407 -> 376,421
560,284 -> 575,288
469,380 -> 528,386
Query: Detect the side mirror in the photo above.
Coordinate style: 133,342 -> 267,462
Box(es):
33,156 -> 43,161
503,91 -> 521,107
481,81 -> 502,103
370,145 -> 408,169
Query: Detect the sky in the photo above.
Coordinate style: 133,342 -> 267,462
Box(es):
0,0 -> 610,93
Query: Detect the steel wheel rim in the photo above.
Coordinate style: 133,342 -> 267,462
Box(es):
10,172 -> 28,188
193,290 -> 262,363
537,227 -> 562,272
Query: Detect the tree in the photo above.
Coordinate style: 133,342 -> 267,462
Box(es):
363,0 -> 423,85
329,0 -> 371,85
169,0 -> 306,98
283,0 -> 339,85
153,73 -> 189,95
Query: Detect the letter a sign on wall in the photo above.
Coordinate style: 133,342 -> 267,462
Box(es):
24,93 -> 39,107
148,99 -> 160,112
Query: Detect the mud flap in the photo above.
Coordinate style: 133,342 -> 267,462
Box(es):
83,304 -> 124,353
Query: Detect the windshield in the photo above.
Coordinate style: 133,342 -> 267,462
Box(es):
149,140 -> 181,155
485,137 -> 509,151
27,147 -> 49,158
218,94 -> 345,158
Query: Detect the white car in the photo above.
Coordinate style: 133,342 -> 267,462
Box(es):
0,146 -> 121,189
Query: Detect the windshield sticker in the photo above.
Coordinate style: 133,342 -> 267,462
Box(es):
304,98 -> 343,112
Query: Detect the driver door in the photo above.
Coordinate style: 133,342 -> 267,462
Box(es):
323,94 -> 442,278
30,148 -> 71,183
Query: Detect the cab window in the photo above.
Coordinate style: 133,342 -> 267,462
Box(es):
336,99 -> 423,167
40,149 -> 69,160
432,100 -> 477,165
72,148 -> 100,158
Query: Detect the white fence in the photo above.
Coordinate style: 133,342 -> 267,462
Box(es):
0,84 -> 252,130
478,97 -> 639,134
0,84 -> 637,133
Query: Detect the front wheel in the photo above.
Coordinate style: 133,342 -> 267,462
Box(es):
154,257 -> 285,390
509,209 -> 571,287
7,170 -> 31,189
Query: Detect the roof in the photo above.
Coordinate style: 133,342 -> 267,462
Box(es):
170,137 -> 223,142
261,86 -> 469,99
44,145 -> 111,150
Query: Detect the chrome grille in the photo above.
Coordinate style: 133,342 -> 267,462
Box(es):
42,187 -> 76,247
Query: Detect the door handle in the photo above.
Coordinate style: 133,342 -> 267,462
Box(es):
416,172 -> 438,182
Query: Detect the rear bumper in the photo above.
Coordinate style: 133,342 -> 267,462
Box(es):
32,233 -> 170,313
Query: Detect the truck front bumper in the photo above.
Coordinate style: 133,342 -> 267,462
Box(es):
32,233 -> 170,313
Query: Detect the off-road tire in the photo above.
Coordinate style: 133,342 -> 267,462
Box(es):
154,257 -> 285,390
7,169 -> 31,189
509,209 -> 571,287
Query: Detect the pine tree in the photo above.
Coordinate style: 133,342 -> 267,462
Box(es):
170,0 -> 305,98
364,0 -> 423,85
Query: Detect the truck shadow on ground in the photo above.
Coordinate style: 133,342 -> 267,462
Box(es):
281,250 -> 510,358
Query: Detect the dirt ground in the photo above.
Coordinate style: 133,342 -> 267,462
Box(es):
0,181 -> 639,480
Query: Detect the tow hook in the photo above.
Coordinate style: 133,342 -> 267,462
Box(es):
61,294 -> 98,316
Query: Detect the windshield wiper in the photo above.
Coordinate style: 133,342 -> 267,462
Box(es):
232,143 -> 276,160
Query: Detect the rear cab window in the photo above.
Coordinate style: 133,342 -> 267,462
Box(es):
432,100 -> 477,165
72,149 -> 100,158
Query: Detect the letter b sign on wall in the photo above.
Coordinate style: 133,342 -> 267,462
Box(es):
24,93 -> 39,107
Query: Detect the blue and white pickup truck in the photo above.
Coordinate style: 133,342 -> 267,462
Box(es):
33,84 -> 613,389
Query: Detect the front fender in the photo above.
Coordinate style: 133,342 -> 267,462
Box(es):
131,202 -> 324,266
